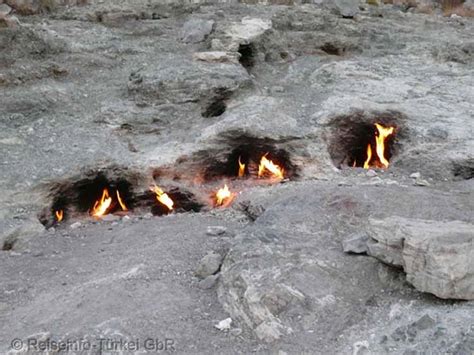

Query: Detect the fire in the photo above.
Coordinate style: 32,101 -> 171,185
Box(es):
215,184 -> 234,207
116,190 -> 128,211
151,185 -> 174,211
258,154 -> 284,179
238,156 -> 245,178
91,188 -> 113,218
363,144 -> 372,169
374,123 -> 394,168
55,210 -> 64,222
363,123 -> 395,169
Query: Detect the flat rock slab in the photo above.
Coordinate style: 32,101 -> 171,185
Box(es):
367,217 -> 474,300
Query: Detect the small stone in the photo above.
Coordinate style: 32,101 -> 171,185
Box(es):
342,233 -> 369,254
193,51 -> 239,64
143,212 -> 153,220
414,178 -> 430,186
410,172 -> 421,179
198,274 -> 220,289
181,18 -> 215,43
70,222 -> 82,229
214,317 -> 232,331
206,226 -> 227,236
230,328 -> 242,336
101,214 -> 121,222
270,86 -> 285,93
411,314 -> 436,331
122,215 -> 131,222
366,169 -> 377,177
334,0 -> 359,18
195,251 -> 223,279
0,3 -> 12,16
353,340 -> 370,355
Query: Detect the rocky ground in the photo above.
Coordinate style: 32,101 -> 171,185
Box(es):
0,0 -> 473,354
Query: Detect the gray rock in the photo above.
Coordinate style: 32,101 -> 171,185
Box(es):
127,59 -> 250,106
0,3 -> 12,15
366,169 -> 377,177
181,18 -> 214,43
70,221 -> 82,229
367,217 -> 474,300
342,233 -> 369,254
193,51 -> 240,64
206,226 -> 227,236
334,0 -> 359,18
411,314 -> 436,331
409,172 -> 421,179
0,219 -> 45,251
195,251 -> 223,279
414,178 -> 430,186
198,274 -> 220,289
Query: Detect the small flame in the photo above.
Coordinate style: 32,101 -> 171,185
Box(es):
151,185 -> 174,211
91,188 -> 113,218
55,210 -> 64,222
116,190 -> 128,211
363,144 -> 372,169
215,184 -> 234,207
238,156 -> 246,178
258,154 -> 284,179
363,123 -> 395,169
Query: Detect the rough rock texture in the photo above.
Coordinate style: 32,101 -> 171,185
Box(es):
181,18 -> 215,43
367,217 -> 474,300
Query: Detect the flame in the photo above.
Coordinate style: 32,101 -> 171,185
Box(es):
91,188 -> 113,218
151,185 -> 174,211
363,144 -> 372,169
215,184 -> 234,206
363,123 -> 395,169
55,210 -> 63,222
116,190 -> 128,211
374,123 -> 394,168
238,156 -> 246,178
258,154 -> 284,179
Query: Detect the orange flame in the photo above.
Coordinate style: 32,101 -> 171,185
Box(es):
215,184 -> 235,207
91,188 -> 113,218
374,123 -> 394,168
363,123 -> 395,169
116,190 -> 128,211
258,154 -> 284,179
151,185 -> 174,211
238,156 -> 246,178
363,144 -> 372,169
55,210 -> 64,222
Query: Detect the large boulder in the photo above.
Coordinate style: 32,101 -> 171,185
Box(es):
367,217 -> 474,300
127,58 -> 251,105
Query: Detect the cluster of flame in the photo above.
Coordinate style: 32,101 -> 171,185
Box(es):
54,124 -> 394,222
90,188 -> 128,218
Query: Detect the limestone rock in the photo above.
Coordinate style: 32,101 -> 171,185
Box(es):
193,51 -> 240,64
334,0 -> 359,18
195,251 -> 223,279
0,3 -> 11,15
367,217 -> 474,300
0,219 -> 45,251
127,59 -> 251,105
181,18 -> 214,43
224,17 -> 272,48
342,233 -> 369,254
